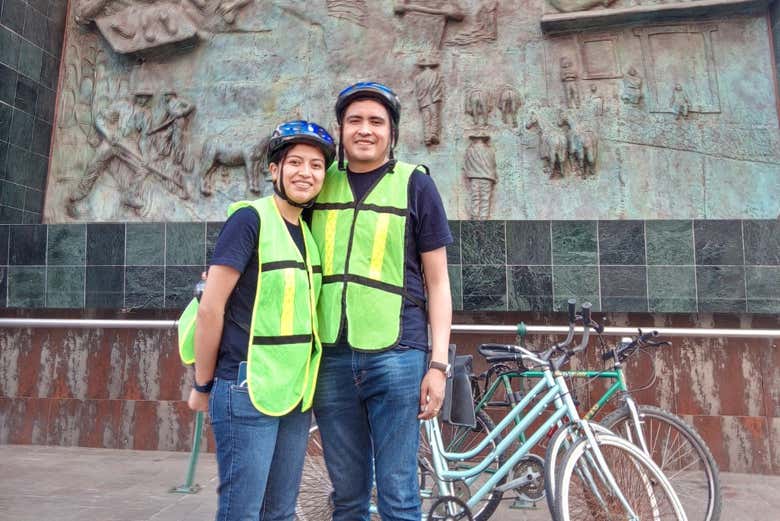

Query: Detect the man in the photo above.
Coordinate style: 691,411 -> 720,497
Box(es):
309,82 -> 453,521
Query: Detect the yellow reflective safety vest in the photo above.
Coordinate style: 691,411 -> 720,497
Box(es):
310,161 -> 417,351
179,196 -> 322,416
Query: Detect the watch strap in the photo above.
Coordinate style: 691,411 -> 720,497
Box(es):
193,379 -> 214,393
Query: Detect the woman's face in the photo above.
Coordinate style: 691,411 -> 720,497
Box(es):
270,143 -> 327,204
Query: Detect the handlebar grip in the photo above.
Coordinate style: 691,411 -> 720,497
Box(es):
638,330 -> 659,343
567,299 -> 576,323
580,302 -> 592,324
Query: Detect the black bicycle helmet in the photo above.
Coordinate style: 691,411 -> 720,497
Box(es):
334,82 -> 401,170
267,120 -> 335,209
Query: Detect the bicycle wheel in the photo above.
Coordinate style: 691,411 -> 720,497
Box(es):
544,422 -> 613,520
555,432 -> 687,521
419,410 -> 505,521
601,405 -> 721,521
295,424 -> 333,521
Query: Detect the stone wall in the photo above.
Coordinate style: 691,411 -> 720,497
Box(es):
1,311 -> 778,474
0,0 -> 68,223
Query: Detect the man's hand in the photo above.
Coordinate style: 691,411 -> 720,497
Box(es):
188,388 -> 209,412
418,368 -> 446,420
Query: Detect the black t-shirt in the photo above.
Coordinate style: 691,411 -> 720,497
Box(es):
210,207 -> 305,380
325,160 -> 453,351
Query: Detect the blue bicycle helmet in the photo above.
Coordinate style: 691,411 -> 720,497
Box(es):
268,120 -> 336,168
267,120 -> 335,209
334,82 -> 401,170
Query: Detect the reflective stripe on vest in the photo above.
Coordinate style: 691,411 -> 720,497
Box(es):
228,196 -> 322,416
310,161 -> 416,351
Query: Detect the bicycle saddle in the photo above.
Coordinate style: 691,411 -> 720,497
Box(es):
477,344 -> 528,367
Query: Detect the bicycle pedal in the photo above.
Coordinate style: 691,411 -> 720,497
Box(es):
508,498 -> 537,510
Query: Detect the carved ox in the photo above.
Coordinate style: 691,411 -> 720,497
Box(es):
525,110 -> 567,178
464,88 -> 491,127
198,134 -> 269,196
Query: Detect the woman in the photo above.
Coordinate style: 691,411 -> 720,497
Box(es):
186,120 -> 335,521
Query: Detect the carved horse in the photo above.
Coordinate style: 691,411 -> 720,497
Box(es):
525,109 -> 568,178
464,88 -> 491,127
558,110 -> 598,178
198,133 -> 269,196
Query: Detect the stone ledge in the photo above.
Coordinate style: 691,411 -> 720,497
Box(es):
541,0 -> 773,34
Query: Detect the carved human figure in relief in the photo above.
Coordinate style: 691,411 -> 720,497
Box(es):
67,89 -> 155,217
497,85 -> 522,128
415,62 -> 444,145
463,135 -> 497,219
670,83 -> 690,120
150,91 -> 196,184
464,88 -> 491,127
621,66 -> 643,105
560,56 -> 580,109
586,84 -> 603,118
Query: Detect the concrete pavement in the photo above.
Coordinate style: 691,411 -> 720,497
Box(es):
0,444 -> 778,521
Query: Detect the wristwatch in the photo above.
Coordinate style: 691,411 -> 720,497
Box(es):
193,379 -> 214,393
428,360 -> 452,378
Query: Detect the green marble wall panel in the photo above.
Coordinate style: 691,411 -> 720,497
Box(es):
41,1 -> 779,222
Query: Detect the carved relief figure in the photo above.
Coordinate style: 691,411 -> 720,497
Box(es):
621,66 -> 643,105
670,83 -> 690,120
463,135 -> 497,219
393,0 -> 464,60
327,0 -> 367,26
415,61 -> 444,145
447,0 -> 498,46
149,91 -> 196,174
464,88 -> 491,127
558,110 -> 598,178
497,85 -> 522,127
525,109 -> 568,178
560,56 -> 580,109
586,84 -> 603,117
199,134 -> 268,196
67,89 -> 155,217
546,0 -> 618,13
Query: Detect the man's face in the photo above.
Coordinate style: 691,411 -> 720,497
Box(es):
340,99 -> 391,171
135,94 -> 151,107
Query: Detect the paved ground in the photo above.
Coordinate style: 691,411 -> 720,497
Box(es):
0,444 -> 778,521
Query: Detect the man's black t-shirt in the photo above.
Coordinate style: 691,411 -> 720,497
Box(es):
209,207 -> 305,380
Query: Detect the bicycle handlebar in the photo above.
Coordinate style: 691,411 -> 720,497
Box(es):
601,329 -> 671,362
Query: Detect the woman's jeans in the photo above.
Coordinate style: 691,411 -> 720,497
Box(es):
313,345 -> 427,521
209,377 -> 311,521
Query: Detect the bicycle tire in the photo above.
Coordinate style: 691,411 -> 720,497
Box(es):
420,410 -> 505,521
555,432 -> 687,521
543,422 -> 612,520
601,404 -> 721,521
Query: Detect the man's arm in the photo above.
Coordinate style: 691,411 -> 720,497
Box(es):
418,246 -> 451,420
187,265 -> 241,412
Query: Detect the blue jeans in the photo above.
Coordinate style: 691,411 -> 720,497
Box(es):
313,345 -> 426,521
209,377 -> 311,521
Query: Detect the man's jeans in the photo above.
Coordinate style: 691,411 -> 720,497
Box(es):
313,345 -> 426,521
209,377 -> 311,521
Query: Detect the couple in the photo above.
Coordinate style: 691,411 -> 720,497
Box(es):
187,82 -> 453,521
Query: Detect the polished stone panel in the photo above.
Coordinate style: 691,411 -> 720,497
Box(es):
694,220 -> 744,265
9,107 -> 32,149
647,266 -> 697,313
9,223 -> 45,265
552,221 -> 597,266
0,0 -> 25,35
0,63 -> 16,105
125,266 -> 164,310
744,220 -> 780,265
446,220 -> 461,265
125,223 -> 164,266
0,26 -> 20,68
696,266 -> 747,312
0,224 -> 8,264
85,266 -> 123,308
599,265 -> 648,311
86,223 -> 124,266
508,265 -> 553,311
552,265 -> 599,311
7,265 -> 45,307
47,224 -> 85,266
461,221 -> 505,265
14,75 -> 36,114
0,179 -> 24,208
46,266 -> 84,308
165,223 -> 205,266
507,221 -> 551,266
599,220 -> 645,265
448,264 -> 462,311
462,265 -> 506,311
30,118 -> 50,156
205,222 -> 223,265
165,266 -> 202,309
746,266 -> 780,313
23,187 -> 42,213
34,86 -> 54,122
646,220 -> 694,265
0,103 -> 11,141
17,39 -> 42,82
23,6 -> 47,49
